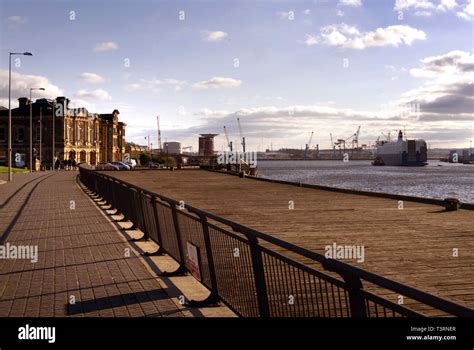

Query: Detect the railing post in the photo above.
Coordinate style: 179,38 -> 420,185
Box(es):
323,259 -> 367,318
341,273 -> 367,317
244,233 -> 270,317
142,195 -> 165,255
185,213 -> 220,306
161,202 -> 187,276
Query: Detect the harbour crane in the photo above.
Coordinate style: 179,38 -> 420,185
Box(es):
237,118 -> 246,152
156,115 -> 162,152
353,126 -> 361,150
304,131 -> 314,159
223,126 -> 233,152
330,133 -> 336,157
182,146 -> 193,153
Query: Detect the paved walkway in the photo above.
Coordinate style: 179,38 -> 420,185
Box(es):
0,171 -> 184,317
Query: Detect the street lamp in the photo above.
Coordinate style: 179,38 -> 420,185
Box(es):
30,87 -> 45,172
8,52 -> 33,181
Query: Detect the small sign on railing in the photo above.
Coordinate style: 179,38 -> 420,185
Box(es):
186,242 -> 202,281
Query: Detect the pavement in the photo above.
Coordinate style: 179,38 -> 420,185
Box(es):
0,171 -> 185,317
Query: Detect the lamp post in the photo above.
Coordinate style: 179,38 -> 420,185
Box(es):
8,52 -> 32,181
52,100 -> 56,170
29,87 -> 45,172
39,107 -> 43,169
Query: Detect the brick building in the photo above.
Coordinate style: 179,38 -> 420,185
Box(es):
0,96 -> 126,168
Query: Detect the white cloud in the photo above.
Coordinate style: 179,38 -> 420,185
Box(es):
336,10 -> 345,16
201,30 -> 228,42
414,10 -> 433,16
398,50 -> 474,117
124,78 -> 187,92
394,0 -> 466,18
75,89 -> 112,101
304,34 -> 320,46
94,42 -> 119,52
0,69 -> 63,107
304,23 -> 426,49
394,0 -> 436,11
193,77 -> 242,89
79,72 -> 105,84
303,9 -> 311,15
457,0 -> 474,19
277,11 -> 295,20
124,76 -> 242,92
409,50 -> 474,78
338,0 -> 362,6
7,16 -> 26,24
437,0 -> 458,11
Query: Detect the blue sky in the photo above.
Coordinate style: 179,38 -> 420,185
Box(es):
1,0 -> 473,150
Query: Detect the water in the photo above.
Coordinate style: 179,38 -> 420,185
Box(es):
257,160 -> 474,204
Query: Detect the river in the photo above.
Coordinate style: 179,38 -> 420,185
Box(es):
257,160 -> 474,204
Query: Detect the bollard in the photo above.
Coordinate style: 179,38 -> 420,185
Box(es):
444,198 -> 461,211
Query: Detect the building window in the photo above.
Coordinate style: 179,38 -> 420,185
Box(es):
17,127 -> 25,142
0,127 -> 5,142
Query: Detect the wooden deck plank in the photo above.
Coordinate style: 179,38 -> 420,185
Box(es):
105,170 -> 474,312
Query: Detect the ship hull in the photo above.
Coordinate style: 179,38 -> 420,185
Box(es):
374,153 -> 428,166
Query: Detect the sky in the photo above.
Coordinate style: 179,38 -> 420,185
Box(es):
0,0 -> 473,150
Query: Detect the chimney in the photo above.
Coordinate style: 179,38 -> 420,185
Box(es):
18,97 -> 30,107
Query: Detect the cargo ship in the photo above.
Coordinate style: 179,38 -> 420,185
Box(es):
372,130 -> 428,166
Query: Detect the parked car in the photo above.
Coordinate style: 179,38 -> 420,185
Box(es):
96,163 -> 120,171
147,162 -> 163,169
110,161 -> 131,170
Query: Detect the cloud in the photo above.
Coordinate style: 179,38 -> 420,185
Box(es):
303,9 -> 311,15
193,77 -> 242,89
414,10 -> 433,16
0,69 -> 63,107
338,0 -> 362,6
304,23 -> 426,49
7,16 -> 26,24
394,0 -> 436,11
409,50 -> 474,78
397,50 -> 474,117
75,89 -> 112,100
79,72 -> 105,84
457,0 -> 474,19
201,30 -> 228,42
124,77 -> 242,92
394,0 -> 466,18
94,42 -> 118,52
124,78 -> 187,92
277,11 -> 295,20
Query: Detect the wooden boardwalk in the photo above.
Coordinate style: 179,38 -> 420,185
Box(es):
106,169 -> 474,312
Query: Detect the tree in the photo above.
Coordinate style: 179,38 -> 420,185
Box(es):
139,152 -> 152,166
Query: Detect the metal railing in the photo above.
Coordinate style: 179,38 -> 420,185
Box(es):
79,167 -> 474,317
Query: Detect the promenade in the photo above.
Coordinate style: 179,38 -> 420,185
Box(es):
105,169 -> 474,314
0,171 -> 185,317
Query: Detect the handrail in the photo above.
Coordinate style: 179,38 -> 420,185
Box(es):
79,166 -> 474,317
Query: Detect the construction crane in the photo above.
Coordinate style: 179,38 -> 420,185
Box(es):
304,131 -> 314,159
156,115 -> 162,152
182,146 -> 193,153
223,126 -> 233,152
237,118 -> 246,152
